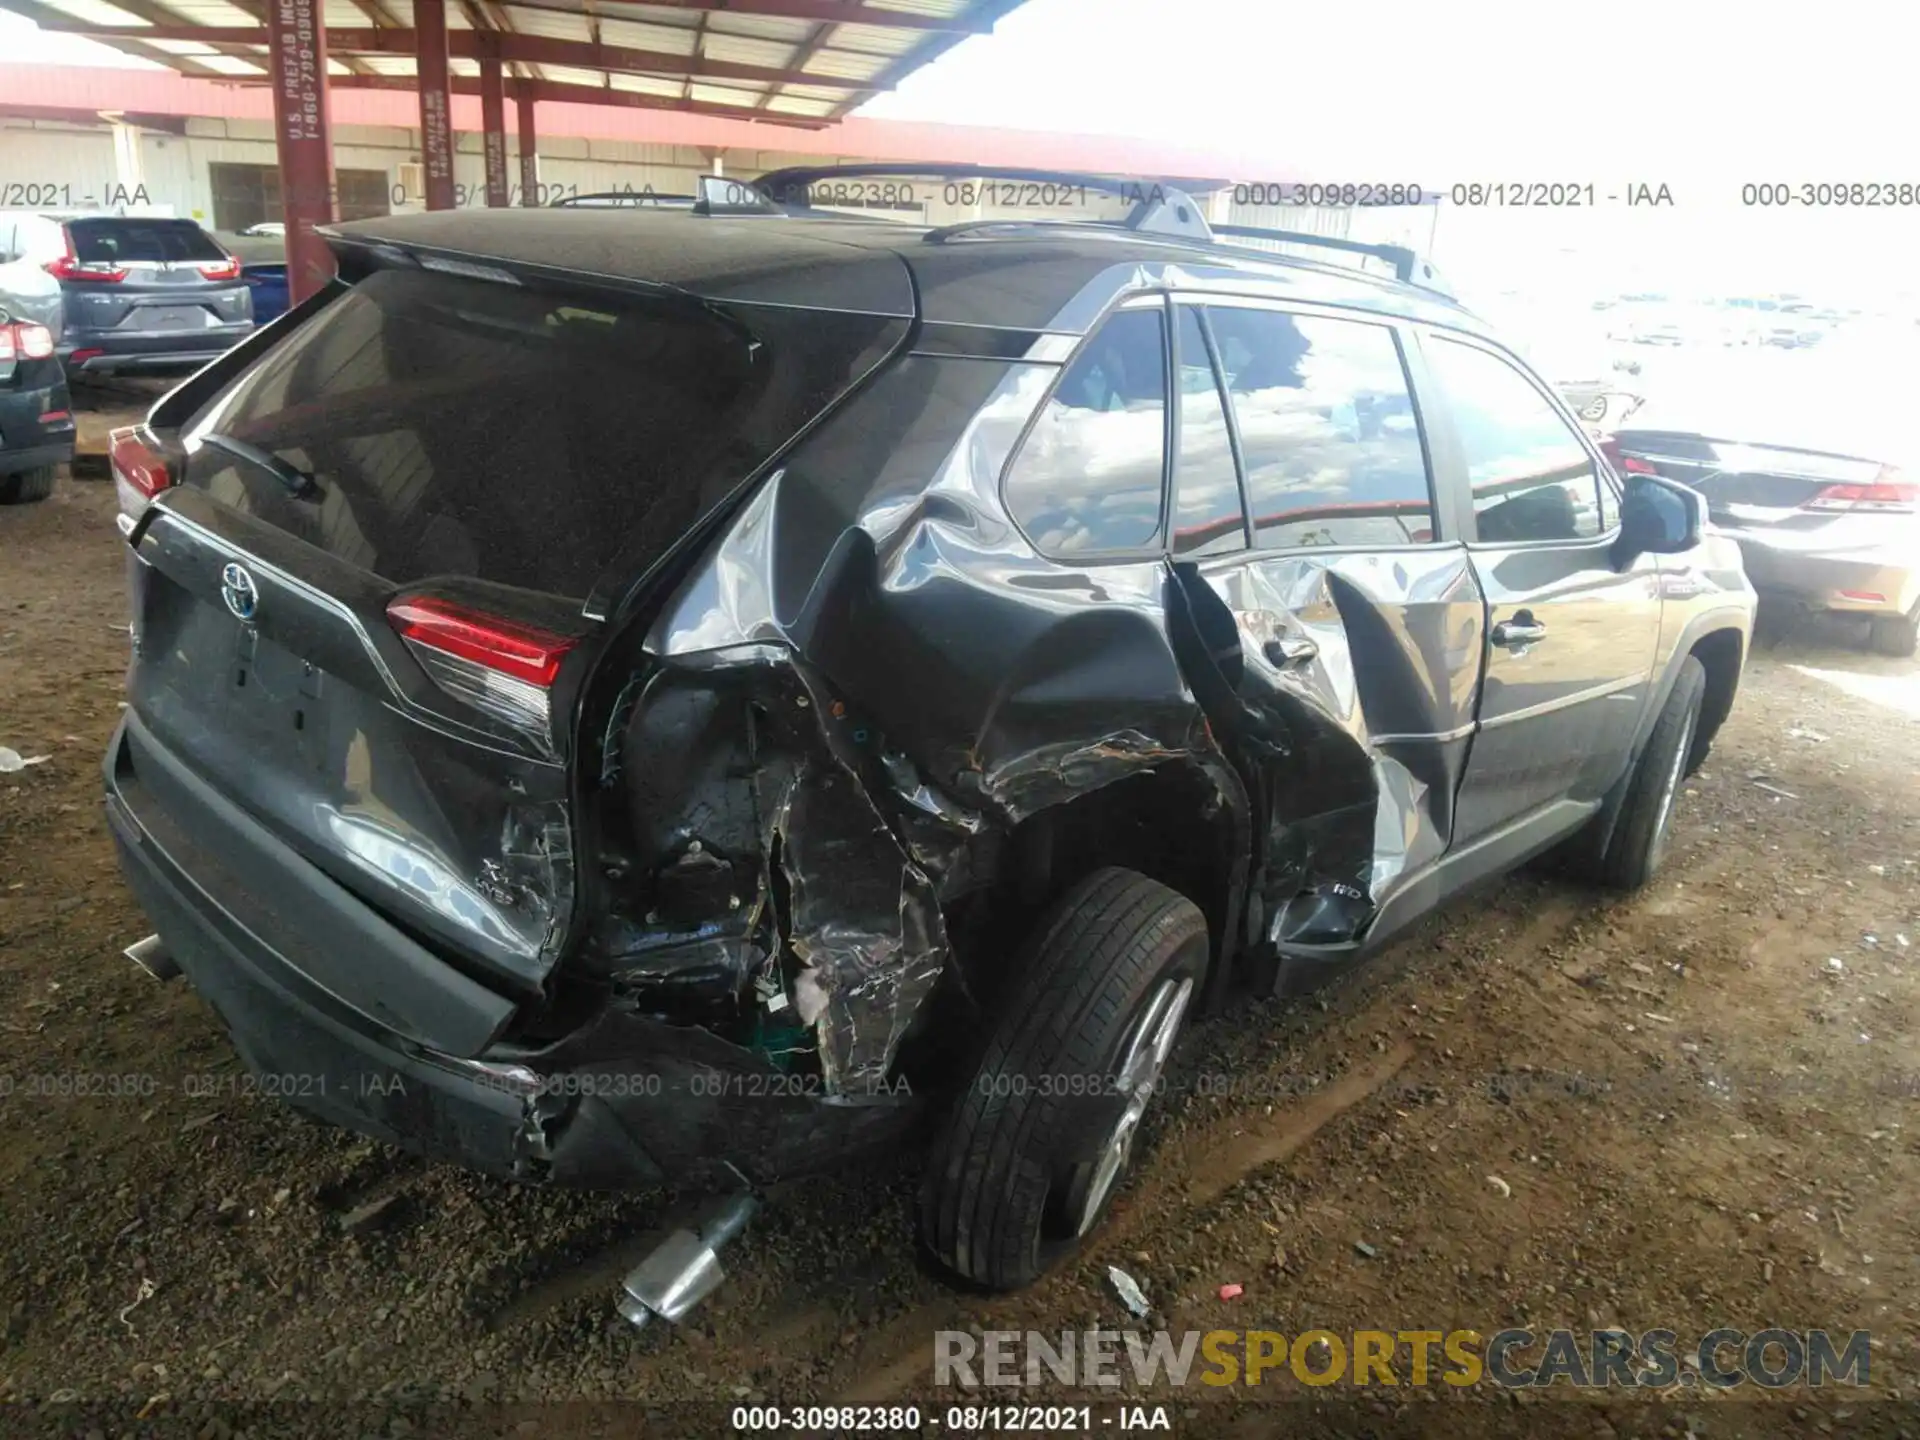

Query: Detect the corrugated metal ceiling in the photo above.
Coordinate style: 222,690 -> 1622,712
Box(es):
3,0 -> 1023,127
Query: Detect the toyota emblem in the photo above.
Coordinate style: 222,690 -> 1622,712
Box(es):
220,562 -> 259,622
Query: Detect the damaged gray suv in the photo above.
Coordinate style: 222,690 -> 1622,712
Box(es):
103,167 -> 1755,1300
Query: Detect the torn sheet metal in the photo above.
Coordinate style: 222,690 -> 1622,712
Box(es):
1173,548 -> 1485,947
607,357 -> 1240,1091
608,344 -> 1484,1074
607,645 -> 949,1094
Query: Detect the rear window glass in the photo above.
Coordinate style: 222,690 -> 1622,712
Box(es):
184,267 -> 899,597
68,218 -> 225,264
1005,306 -> 1168,556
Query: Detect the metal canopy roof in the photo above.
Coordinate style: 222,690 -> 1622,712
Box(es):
0,0 -> 1028,128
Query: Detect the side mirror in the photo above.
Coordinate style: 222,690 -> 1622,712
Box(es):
1614,474 -> 1703,567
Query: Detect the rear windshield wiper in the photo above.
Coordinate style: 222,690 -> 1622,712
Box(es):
201,432 -> 318,499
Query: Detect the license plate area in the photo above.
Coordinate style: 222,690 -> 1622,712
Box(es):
228,623 -> 327,768
128,305 -> 213,330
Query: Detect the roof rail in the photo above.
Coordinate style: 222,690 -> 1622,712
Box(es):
744,163 -> 1453,297
1210,224 -> 1454,297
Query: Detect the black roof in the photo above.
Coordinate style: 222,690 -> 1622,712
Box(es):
328,206 -> 1485,337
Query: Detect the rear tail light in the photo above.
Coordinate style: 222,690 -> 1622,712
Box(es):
386,597 -> 578,738
197,257 -> 241,281
0,321 -> 55,362
1597,436 -> 1659,476
109,425 -> 173,522
69,348 -> 104,367
46,238 -> 127,283
1807,470 -> 1917,513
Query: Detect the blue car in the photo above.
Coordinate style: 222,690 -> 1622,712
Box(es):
214,229 -> 289,326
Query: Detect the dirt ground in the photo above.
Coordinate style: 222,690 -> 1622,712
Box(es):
2,408 -> 1918,1438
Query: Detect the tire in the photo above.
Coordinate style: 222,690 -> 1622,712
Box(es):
1868,604 -> 1920,659
0,466 -> 56,505
1596,657 -> 1705,890
919,868 -> 1207,1291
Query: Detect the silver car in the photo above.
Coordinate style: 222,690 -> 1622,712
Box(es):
1613,339 -> 1919,654
0,211 -> 253,374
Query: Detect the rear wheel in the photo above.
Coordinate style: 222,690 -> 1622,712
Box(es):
1594,656 -> 1705,890
919,868 -> 1206,1291
0,467 -> 55,505
1869,603 -> 1920,659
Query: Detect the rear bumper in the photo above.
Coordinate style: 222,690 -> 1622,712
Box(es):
103,713 -> 916,1188
62,327 -> 252,373
1731,533 -> 1918,616
0,379 -> 76,475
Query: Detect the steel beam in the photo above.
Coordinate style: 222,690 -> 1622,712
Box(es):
543,0 -> 989,31
516,89 -> 539,206
323,73 -> 832,127
36,25 -> 884,89
479,55 -> 509,206
264,0 -> 336,301
413,0 -> 456,210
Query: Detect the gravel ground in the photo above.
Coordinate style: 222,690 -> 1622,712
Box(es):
2,448 -> 1918,1439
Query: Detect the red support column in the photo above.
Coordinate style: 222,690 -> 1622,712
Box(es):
515,89 -> 539,206
266,0 -> 335,303
413,0 -> 455,210
479,56 -> 509,207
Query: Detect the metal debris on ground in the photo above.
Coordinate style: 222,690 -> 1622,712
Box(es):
1106,1266 -> 1151,1318
1751,780 -> 1799,800
1354,1241 -> 1378,1259
118,1276 -> 156,1333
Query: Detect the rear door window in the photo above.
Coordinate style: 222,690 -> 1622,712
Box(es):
67,218 -> 226,264
183,266 -> 898,597
1426,336 -> 1603,544
1005,305 -> 1168,556
1205,306 -> 1436,549
1170,306 -> 1246,555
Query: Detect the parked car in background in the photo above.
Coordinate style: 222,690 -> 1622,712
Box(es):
1612,332 -> 1920,654
213,230 -> 290,327
0,254 -> 75,504
0,212 -> 253,374
102,172 -> 1753,1311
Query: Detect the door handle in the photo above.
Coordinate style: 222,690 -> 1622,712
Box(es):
1263,635 -> 1319,669
1492,612 -> 1547,647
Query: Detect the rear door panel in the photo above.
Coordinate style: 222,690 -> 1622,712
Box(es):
1173,548 -> 1485,942
1164,300 -> 1485,947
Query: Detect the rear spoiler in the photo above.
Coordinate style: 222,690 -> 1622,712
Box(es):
747,163 -> 1455,299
